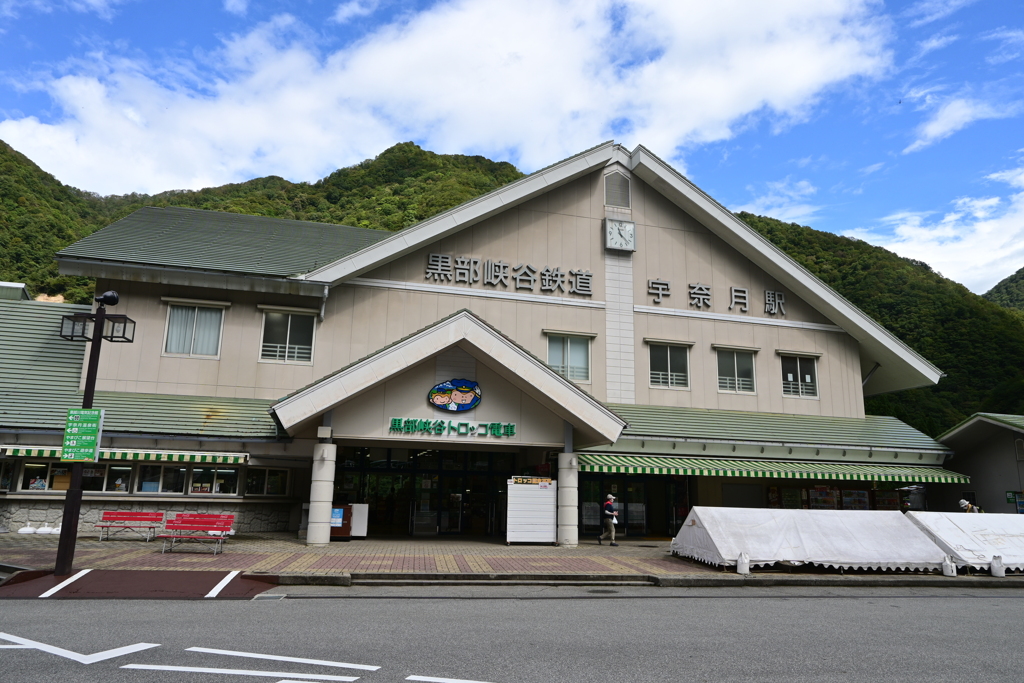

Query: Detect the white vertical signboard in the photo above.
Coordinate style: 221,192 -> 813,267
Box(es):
506,477 -> 557,545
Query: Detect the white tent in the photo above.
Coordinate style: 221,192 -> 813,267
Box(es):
671,506 -> 947,571
906,511 -> 1024,570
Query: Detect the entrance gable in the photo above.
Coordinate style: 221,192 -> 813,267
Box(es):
270,309 -> 625,446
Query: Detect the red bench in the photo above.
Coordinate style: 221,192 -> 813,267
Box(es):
157,515 -> 235,555
95,511 -> 165,541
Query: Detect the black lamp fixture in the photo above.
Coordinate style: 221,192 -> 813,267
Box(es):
60,291 -> 135,343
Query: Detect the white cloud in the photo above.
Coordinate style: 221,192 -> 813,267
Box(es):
847,168 -> 1024,292
984,28 -> 1024,65
903,98 -> 1020,153
901,0 -> 977,27
916,33 -> 958,58
0,0 -> 130,19
735,177 -> 821,224
223,0 -> 247,16
0,0 -> 893,195
860,162 -> 884,175
331,0 -> 378,24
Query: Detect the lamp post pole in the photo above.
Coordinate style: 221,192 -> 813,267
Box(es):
53,303 -> 108,577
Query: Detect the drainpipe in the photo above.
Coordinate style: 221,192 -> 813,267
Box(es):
557,420 -> 579,548
306,412 -> 336,546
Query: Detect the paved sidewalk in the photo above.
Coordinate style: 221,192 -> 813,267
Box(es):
0,532 -> 713,576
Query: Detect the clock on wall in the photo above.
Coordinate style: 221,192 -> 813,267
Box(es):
605,218 -> 636,252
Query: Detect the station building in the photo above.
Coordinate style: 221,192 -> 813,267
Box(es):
0,142 -> 969,544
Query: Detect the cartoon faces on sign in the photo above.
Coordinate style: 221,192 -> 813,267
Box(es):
428,379 -> 481,412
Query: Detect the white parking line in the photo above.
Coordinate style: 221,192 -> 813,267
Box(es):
38,569 -> 92,598
187,646 -> 379,671
204,571 -> 241,598
407,676 -> 498,683
121,664 -> 359,681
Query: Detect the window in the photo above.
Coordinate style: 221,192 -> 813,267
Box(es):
105,465 -> 132,492
781,355 -> 817,397
138,464 -> 186,493
605,171 -> 630,208
190,466 -> 239,494
22,462 -> 51,490
245,468 -> 289,495
261,311 -> 315,363
548,334 -> 590,381
718,350 -> 755,393
650,344 -> 689,388
0,461 -> 12,490
164,304 -> 224,357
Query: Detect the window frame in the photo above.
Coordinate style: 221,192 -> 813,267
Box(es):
778,351 -> 820,399
257,305 -> 318,366
544,331 -> 594,383
245,467 -> 290,496
161,297 -> 230,360
645,339 -> 693,390
188,465 -> 241,495
713,345 -> 759,395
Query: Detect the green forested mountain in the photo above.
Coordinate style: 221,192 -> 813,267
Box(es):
984,266 -> 1024,311
2,139 -> 1023,436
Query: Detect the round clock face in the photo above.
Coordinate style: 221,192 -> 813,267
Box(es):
606,219 -> 635,251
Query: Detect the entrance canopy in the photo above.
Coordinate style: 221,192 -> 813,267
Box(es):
578,453 -> 970,483
671,506 -> 947,570
907,511 -> 1024,570
1,446 -> 247,464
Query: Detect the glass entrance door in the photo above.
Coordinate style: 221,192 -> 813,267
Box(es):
440,475 -> 463,533
364,473 -> 413,535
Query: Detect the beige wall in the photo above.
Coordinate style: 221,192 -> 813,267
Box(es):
329,357 -> 564,447
89,168 -> 866,418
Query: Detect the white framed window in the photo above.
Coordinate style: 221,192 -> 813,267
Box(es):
605,171 -> 631,208
546,333 -> 591,382
245,468 -> 289,496
137,464 -> 188,494
162,298 -> 229,358
189,466 -> 240,495
716,348 -> 756,393
781,355 -> 818,397
648,341 -> 690,388
259,306 -> 317,364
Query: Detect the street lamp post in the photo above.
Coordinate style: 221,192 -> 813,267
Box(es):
54,291 -> 135,576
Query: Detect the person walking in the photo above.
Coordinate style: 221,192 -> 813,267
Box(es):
959,499 -> 982,513
597,494 -> 619,546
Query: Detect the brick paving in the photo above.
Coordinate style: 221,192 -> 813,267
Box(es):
0,532 -> 714,576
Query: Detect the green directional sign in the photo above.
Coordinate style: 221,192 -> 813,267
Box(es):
61,409 -> 105,462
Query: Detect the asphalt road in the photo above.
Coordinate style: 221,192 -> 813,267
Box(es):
3,586 -> 1024,683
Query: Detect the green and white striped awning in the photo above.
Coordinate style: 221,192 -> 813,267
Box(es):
578,454 -> 969,484
1,447 -> 247,465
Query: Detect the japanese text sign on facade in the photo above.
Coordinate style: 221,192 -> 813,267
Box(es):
427,254 -> 593,296
648,279 -> 670,304
61,408 -> 104,462
390,417 -> 516,438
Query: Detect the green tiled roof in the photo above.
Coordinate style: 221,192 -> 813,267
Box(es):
0,299 -> 279,439
605,404 -> 948,452
57,206 -> 391,278
578,454 -> 969,483
937,412 -> 1024,443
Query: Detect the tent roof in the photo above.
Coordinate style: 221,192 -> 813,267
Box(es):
907,511 -> 1024,570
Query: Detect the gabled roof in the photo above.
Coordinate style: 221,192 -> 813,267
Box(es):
57,206 -> 390,278
299,142 -> 940,396
938,412 -> 1024,445
270,309 -> 626,445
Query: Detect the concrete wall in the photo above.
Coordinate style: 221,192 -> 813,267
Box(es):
931,431 -> 1024,513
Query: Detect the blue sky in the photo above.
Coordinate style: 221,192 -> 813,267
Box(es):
1,0 -> 1022,294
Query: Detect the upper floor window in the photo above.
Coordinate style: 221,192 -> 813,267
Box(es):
547,333 -> 591,382
717,348 -> 756,393
781,355 -> 817,397
605,171 -> 630,208
649,343 -> 689,388
260,307 -> 316,363
163,300 -> 226,357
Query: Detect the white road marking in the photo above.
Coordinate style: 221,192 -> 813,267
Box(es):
38,569 -> 92,598
187,646 -> 379,671
204,571 -> 241,598
407,676 -> 498,683
0,632 -> 159,664
121,664 -> 358,680
0,645 -> 32,648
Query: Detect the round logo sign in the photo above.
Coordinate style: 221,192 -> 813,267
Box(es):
428,379 -> 481,412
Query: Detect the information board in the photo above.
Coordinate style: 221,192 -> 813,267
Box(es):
61,408 -> 104,462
